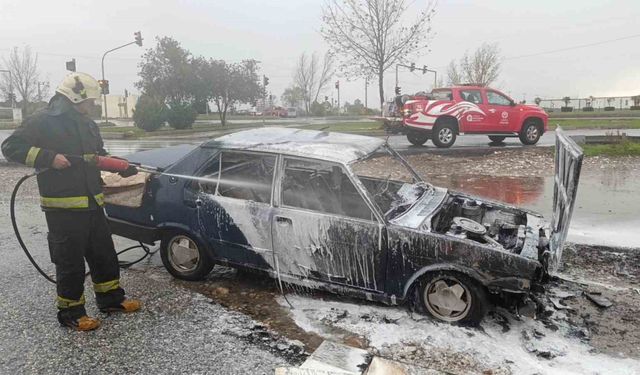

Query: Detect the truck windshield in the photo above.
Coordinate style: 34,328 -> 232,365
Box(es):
351,146 -> 427,218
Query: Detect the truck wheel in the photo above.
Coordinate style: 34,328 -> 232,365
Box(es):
418,271 -> 488,326
407,132 -> 429,146
488,136 -> 506,143
160,232 -> 213,281
519,120 -> 542,145
432,121 -> 457,148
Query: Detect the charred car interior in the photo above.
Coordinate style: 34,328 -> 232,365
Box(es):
103,127 -> 582,325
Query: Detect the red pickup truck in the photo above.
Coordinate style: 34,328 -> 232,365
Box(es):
384,86 -> 548,148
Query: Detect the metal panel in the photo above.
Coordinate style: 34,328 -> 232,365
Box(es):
549,128 -> 583,273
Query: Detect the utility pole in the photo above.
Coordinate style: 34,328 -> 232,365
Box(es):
101,31 -> 143,124
335,80 -> 340,115
364,76 -> 368,111
0,70 -> 14,108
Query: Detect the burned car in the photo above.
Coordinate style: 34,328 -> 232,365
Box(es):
105,128 -> 582,324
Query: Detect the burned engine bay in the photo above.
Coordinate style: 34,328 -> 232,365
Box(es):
430,193 -> 550,260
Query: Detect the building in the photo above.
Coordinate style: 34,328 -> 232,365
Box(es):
101,94 -> 139,119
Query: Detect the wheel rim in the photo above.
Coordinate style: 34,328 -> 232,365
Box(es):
424,276 -> 472,322
438,128 -> 453,144
168,235 -> 200,272
526,125 -> 538,141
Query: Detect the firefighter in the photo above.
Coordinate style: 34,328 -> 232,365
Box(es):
1,72 -> 140,331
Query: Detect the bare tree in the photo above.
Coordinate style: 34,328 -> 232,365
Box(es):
0,46 -> 43,116
293,51 -> 334,114
446,61 -> 462,85
321,0 -> 436,111
447,43 -> 501,87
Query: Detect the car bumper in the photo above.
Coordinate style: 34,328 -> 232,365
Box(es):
107,217 -> 160,245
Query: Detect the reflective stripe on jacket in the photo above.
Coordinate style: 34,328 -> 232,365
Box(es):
1,95 -> 109,210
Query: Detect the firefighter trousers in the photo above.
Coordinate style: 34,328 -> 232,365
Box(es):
45,209 -> 125,322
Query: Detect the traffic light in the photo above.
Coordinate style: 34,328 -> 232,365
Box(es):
134,31 -> 143,47
395,86 -> 401,95
98,80 -> 110,95
66,59 -> 76,72
335,80 -> 339,89
422,65 -> 427,74
409,62 -> 415,72
263,75 -> 269,86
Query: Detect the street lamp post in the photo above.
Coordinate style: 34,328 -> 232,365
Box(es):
0,70 -> 14,108
101,31 -> 143,124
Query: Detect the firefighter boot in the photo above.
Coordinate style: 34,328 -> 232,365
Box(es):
100,298 -> 141,313
60,315 -> 101,331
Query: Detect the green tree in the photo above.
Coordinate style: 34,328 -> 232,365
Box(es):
281,86 -> 304,108
200,59 -> 263,126
133,95 -> 166,132
137,37 -> 195,102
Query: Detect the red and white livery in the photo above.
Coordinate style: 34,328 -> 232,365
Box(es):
383,85 -> 548,148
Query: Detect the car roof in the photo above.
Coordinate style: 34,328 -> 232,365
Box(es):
202,127 -> 385,164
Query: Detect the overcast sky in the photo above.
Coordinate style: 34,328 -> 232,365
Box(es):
1,0 -> 639,107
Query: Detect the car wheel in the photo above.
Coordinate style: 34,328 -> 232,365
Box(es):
432,121 -> 457,148
519,121 -> 542,145
419,272 -> 488,325
160,232 -> 213,281
488,135 -> 506,143
407,132 -> 429,146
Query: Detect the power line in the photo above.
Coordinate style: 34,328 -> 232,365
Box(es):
504,33 -> 640,61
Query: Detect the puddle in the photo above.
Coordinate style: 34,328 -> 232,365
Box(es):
428,171 -> 640,249
177,266 -> 368,352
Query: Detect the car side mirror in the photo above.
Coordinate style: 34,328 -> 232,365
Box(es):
509,100 -> 516,106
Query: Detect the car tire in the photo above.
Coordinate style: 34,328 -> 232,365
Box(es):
432,120 -> 457,148
418,271 -> 488,326
488,135 -> 506,143
407,132 -> 429,146
519,120 -> 542,145
160,231 -> 213,281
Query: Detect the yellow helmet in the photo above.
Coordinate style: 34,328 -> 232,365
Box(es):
55,72 -> 102,104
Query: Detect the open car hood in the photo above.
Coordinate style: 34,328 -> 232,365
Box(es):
549,128 -> 584,273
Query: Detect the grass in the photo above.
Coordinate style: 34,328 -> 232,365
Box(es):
583,141 -> 640,157
548,109 -> 640,118
551,118 -> 640,130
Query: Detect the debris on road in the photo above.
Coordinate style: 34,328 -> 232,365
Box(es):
585,292 -> 613,308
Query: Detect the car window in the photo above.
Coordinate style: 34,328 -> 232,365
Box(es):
431,89 -> 452,100
195,154 -> 221,195
211,152 -> 275,204
486,91 -> 512,106
460,89 -> 483,104
281,158 -> 374,221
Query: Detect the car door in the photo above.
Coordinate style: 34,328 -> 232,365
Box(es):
187,150 -> 277,269
271,156 -> 385,291
457,89 -> 488,132
484,90 -> 518,132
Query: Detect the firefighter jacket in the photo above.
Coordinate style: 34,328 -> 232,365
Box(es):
1,95 -> 108,210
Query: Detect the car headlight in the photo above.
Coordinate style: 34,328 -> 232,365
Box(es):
402,108 -> 412,116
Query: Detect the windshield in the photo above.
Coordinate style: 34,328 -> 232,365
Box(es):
350,146 -> 428,219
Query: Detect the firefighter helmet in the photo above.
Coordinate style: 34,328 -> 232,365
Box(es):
55,72 -> 102,104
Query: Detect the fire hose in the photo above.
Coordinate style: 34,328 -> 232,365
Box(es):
9,155 -> 162,284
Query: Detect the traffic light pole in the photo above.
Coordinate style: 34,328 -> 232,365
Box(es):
101,41 -> 136,124
0,70 -> 14,108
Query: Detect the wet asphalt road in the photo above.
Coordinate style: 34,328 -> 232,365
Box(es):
3,128 -> 640,159
0,165 -> 294,374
